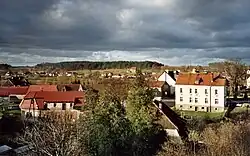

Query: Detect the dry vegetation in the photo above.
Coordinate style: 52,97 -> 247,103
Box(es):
158,121 -> 250,156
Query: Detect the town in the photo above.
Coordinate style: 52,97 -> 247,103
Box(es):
0,60 -> 249,155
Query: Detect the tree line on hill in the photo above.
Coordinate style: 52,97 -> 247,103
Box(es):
35,61 -> 164,70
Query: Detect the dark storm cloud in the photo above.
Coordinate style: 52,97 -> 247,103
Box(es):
1,0 -> 250,65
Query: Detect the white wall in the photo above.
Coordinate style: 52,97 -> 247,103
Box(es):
247,77 -> 250,88
47,102 -> 73,110
175,85 -> 226,111
158,72 -> 176,86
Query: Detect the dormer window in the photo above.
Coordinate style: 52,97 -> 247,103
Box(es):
190,88 -> 192,93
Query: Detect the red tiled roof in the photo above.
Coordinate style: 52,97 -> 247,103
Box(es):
176,73 -> 227,86
27,85 -> 58,92
0,86 -> 28,97
149,81 -> 166,88
21,91 -> 85,110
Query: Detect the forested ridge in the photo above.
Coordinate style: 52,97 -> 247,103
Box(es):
35,61 -> 164,70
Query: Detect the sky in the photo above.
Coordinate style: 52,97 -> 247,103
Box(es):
1,0 -> 250,66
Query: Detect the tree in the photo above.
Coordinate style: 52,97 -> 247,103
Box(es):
79,90 -> 132,156
223,59 -> 247,99
18,113 -> 81,156
125,70 -> 166,156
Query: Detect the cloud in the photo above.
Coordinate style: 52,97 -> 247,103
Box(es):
0,0 -> 250,65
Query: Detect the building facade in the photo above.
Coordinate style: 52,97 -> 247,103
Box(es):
175,73 -> 227,112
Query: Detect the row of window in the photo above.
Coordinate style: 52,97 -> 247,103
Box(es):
180,97 -> 219,104
180,88 -> 218,95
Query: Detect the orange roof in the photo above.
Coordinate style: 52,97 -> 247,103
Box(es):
27,85 -> 58,92
176,73 -> 227,86
0,86 -> 28,96
21,91 -> 85,110
149,81 -> 166,88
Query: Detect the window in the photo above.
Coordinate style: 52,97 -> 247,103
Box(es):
201,107 -> 204,109
180,105 -> 183,108
70,103 -> 73,107
190,88 -> 192,93
190,106 -> 192,108
205,98 -> 208,103
205,89 -> 208,94
215,108 -> 218,110
189,97 -> 192,103
195,89 -> 198,94
180,88 -> 183,93
215,89 -> 218,95
195,98 -> 198,103
215,99 -> 219,104
180,97 -> 183,102
54,103 -> 56,107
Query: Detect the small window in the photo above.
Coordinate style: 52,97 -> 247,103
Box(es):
195,89 -> 198,94
189,97 -> 192,103
205,89 -> 208,94
215,108 -> 218,110
195,98 -> 198,103
180,97 -> 183,102
180,88 -> 183,93
215,99 -> 219,104
215,89 -> 218,95
190,88 -> 192,93
54,103 -> 56,107
190,106 -> 192,108
205,98 -> 208,103
180,105 -> 183,108
70,103 -> 73,107
202,107 -> 204,109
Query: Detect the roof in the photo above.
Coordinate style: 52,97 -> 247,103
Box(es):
21,91 -> 85,109
154,100 -> 188,139
0,86 -> 28,97
27,85 -> 58,92
149,81 -> 167,88
176,73 -> 227,86
57,84 -> 81,91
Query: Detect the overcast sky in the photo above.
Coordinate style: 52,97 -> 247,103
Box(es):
1,0 -> 250,66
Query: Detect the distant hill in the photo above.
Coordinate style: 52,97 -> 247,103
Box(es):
0,64 -> 12,70
35,61 -> 164,70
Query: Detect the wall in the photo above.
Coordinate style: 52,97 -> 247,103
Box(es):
158,72 -> 176,86
175,85 -> 225,112
46,102 -> 73,110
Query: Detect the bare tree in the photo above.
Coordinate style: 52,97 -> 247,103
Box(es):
18,112 -> 82,156
223,59 -> 247,99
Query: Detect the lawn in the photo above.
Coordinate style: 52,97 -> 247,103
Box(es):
178,110 -> 224,120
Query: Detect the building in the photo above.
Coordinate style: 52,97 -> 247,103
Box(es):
19,91 -> 85,117
157,70 -> 179,96
175,73 -> 227,112
154,100 -> 188,142
27,85 -> 58,92
0,86 -> 28,103
57,84 -> 84,92
149,81 -> 169,100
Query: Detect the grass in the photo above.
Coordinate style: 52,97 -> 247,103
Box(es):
178,110 -> 224,120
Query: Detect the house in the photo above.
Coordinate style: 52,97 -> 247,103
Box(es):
149,81 -> 169,99
175,72 -> 227,112
0,86 -> 28,103
27,85 -> 58,92
127,67 -> 137,73
19,91 -> 85,117
1,76 -> 30,87
154,100 -> 188,142
57,84 -> 84,92
157,70 -> 179,96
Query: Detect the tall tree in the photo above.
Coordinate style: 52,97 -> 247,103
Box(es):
125,70 -> 166,156
223,59 -> 247,99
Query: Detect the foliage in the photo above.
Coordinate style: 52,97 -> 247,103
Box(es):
35,61 -> 164,70
223,59 -> 247,98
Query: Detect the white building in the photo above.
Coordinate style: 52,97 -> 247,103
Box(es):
175,73 -> 227,112
157,70 -> 179,96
